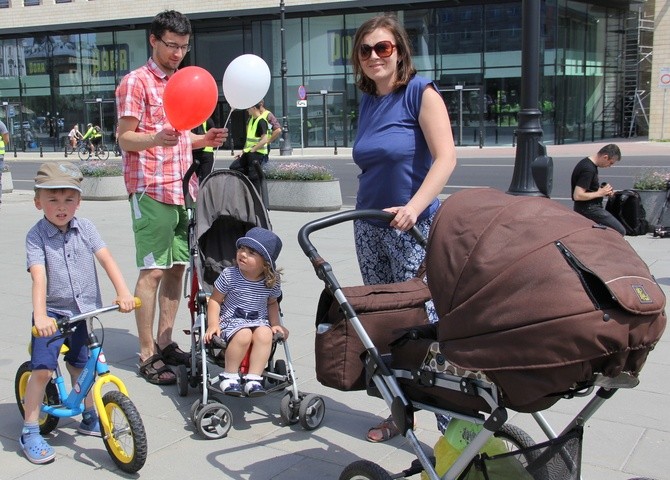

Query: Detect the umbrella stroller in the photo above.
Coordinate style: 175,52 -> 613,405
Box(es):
178,166 -> 325,439
298,188 -> 666,480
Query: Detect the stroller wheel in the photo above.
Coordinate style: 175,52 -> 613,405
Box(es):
176,364 -> 189,397
265,359 -> 288,389
298,393 -> 325,430
339,460 -> 392,480
280,392 -> 300,425
196,402 -> 233,439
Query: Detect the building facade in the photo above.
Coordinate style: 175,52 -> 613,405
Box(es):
0,0 -> 667,152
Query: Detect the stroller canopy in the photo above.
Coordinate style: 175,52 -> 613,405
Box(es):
195,169 -> 272,291
426,188 -> 666,409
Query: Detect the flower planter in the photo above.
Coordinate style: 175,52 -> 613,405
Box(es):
266,179 -> 342,212
1,171 -> 13,194
81,176 -> 127,201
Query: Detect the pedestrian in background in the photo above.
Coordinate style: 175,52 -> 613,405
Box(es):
0,119 -> 9,206
571,143 -> 625,235
191,117 -> 215,184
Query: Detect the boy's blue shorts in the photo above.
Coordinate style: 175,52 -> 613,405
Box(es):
30,311 -> 89,371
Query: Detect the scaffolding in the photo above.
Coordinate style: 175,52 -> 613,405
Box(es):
622,8 -> 654,137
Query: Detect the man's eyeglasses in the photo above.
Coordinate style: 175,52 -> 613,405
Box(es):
157,37 -> 191,53
359,41 -> 396,60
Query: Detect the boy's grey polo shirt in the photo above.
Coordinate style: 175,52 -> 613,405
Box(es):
26,216 -> 106,317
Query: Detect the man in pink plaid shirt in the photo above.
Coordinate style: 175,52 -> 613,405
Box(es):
116,10 -> 227,385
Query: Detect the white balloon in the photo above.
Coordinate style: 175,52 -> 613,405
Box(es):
222,54 -> 271,110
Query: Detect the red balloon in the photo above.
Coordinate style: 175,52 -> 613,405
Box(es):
163,66 -> 218,131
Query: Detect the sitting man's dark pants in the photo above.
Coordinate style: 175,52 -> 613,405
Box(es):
230,151 -> 266,197
574,201 -> 625,235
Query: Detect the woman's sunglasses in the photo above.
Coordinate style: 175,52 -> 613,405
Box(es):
359,41 -> 396,60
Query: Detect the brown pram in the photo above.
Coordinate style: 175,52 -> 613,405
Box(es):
298,188 -> 666,480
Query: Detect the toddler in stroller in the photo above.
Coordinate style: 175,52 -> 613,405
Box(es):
204,227 -> 288,397
177,167 -> 325,439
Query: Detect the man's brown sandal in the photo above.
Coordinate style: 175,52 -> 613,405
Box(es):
138,354 -> 176,385
157,342 -> 190,366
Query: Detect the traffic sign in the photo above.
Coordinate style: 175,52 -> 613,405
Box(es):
660,67 -> 670,89
298,85 -> 306,100
297,99 -> 307,108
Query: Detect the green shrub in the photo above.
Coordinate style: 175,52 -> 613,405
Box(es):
264,162 -> 334,181
633,169 -> 670,191
80,161 -> 122,177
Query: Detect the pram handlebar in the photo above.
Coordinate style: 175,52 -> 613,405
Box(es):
298,209 -> 426,289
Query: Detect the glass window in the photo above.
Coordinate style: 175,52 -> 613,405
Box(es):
24,0 -> 40,5
304,15 -> 346,76
0,0 -> 9,8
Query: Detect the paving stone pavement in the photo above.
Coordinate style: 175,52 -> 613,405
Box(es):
0,140 -> 668,479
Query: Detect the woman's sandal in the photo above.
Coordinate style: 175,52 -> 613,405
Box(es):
157,342 -> 190,366
138,354 -> 177,385
20,433 -> 56,464
366,416 -> 401,443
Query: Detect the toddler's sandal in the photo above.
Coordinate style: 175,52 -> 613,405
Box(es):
20,434 -> 56,464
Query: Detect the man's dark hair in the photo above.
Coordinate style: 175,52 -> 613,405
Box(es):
151,10 -> 192,39
598,143 -> 621,161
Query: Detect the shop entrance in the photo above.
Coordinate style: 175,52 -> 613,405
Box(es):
84,98 -> 116,146
440,86 -> 486,147
304,91 -> 346,148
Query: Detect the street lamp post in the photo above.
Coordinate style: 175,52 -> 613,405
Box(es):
279,0 -> 293,156
507,0 -> 552,197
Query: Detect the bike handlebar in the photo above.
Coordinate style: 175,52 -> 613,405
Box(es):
32,297 -> 142,337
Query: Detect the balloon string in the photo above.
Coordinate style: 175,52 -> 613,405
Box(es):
223,109 -> 234,129
213,108 -> 235,160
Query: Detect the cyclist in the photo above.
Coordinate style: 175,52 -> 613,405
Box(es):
81,123 -> 103,154
67,124 -> 83,150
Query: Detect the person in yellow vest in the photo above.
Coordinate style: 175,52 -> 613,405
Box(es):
0,119 -> 9,206
259,100 -> 282,161
191,118 -> 215,184
81,123 -> 103,154
230,103 -> 269,196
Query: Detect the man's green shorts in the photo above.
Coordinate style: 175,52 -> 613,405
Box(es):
129,193 -> 188,269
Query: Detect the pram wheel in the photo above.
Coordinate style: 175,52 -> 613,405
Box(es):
176,364 -> 189,397
280,392 -> 300,425
195,402 -> 233,439
495,424 -> 549,479
339,460 -> 392,480
298,393 -> 325,430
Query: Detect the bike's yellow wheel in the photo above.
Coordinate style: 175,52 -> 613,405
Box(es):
101,391 -> 147,473
14,361 -> 60,434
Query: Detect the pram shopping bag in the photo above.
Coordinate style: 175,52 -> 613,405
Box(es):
423,188 -> 666,411
315,277 -> 431,391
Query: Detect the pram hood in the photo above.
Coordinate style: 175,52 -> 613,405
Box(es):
425,188 -> 666,408
195,169 -> 271,292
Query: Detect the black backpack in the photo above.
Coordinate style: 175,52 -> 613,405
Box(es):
605,189 -> 649,236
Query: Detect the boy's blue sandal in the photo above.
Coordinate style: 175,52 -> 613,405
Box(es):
78,417 -> 102,437
20,433 -> 56,464
223,382 -> 243,397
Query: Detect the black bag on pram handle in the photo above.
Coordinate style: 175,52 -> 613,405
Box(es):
418,188 -> 665,412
